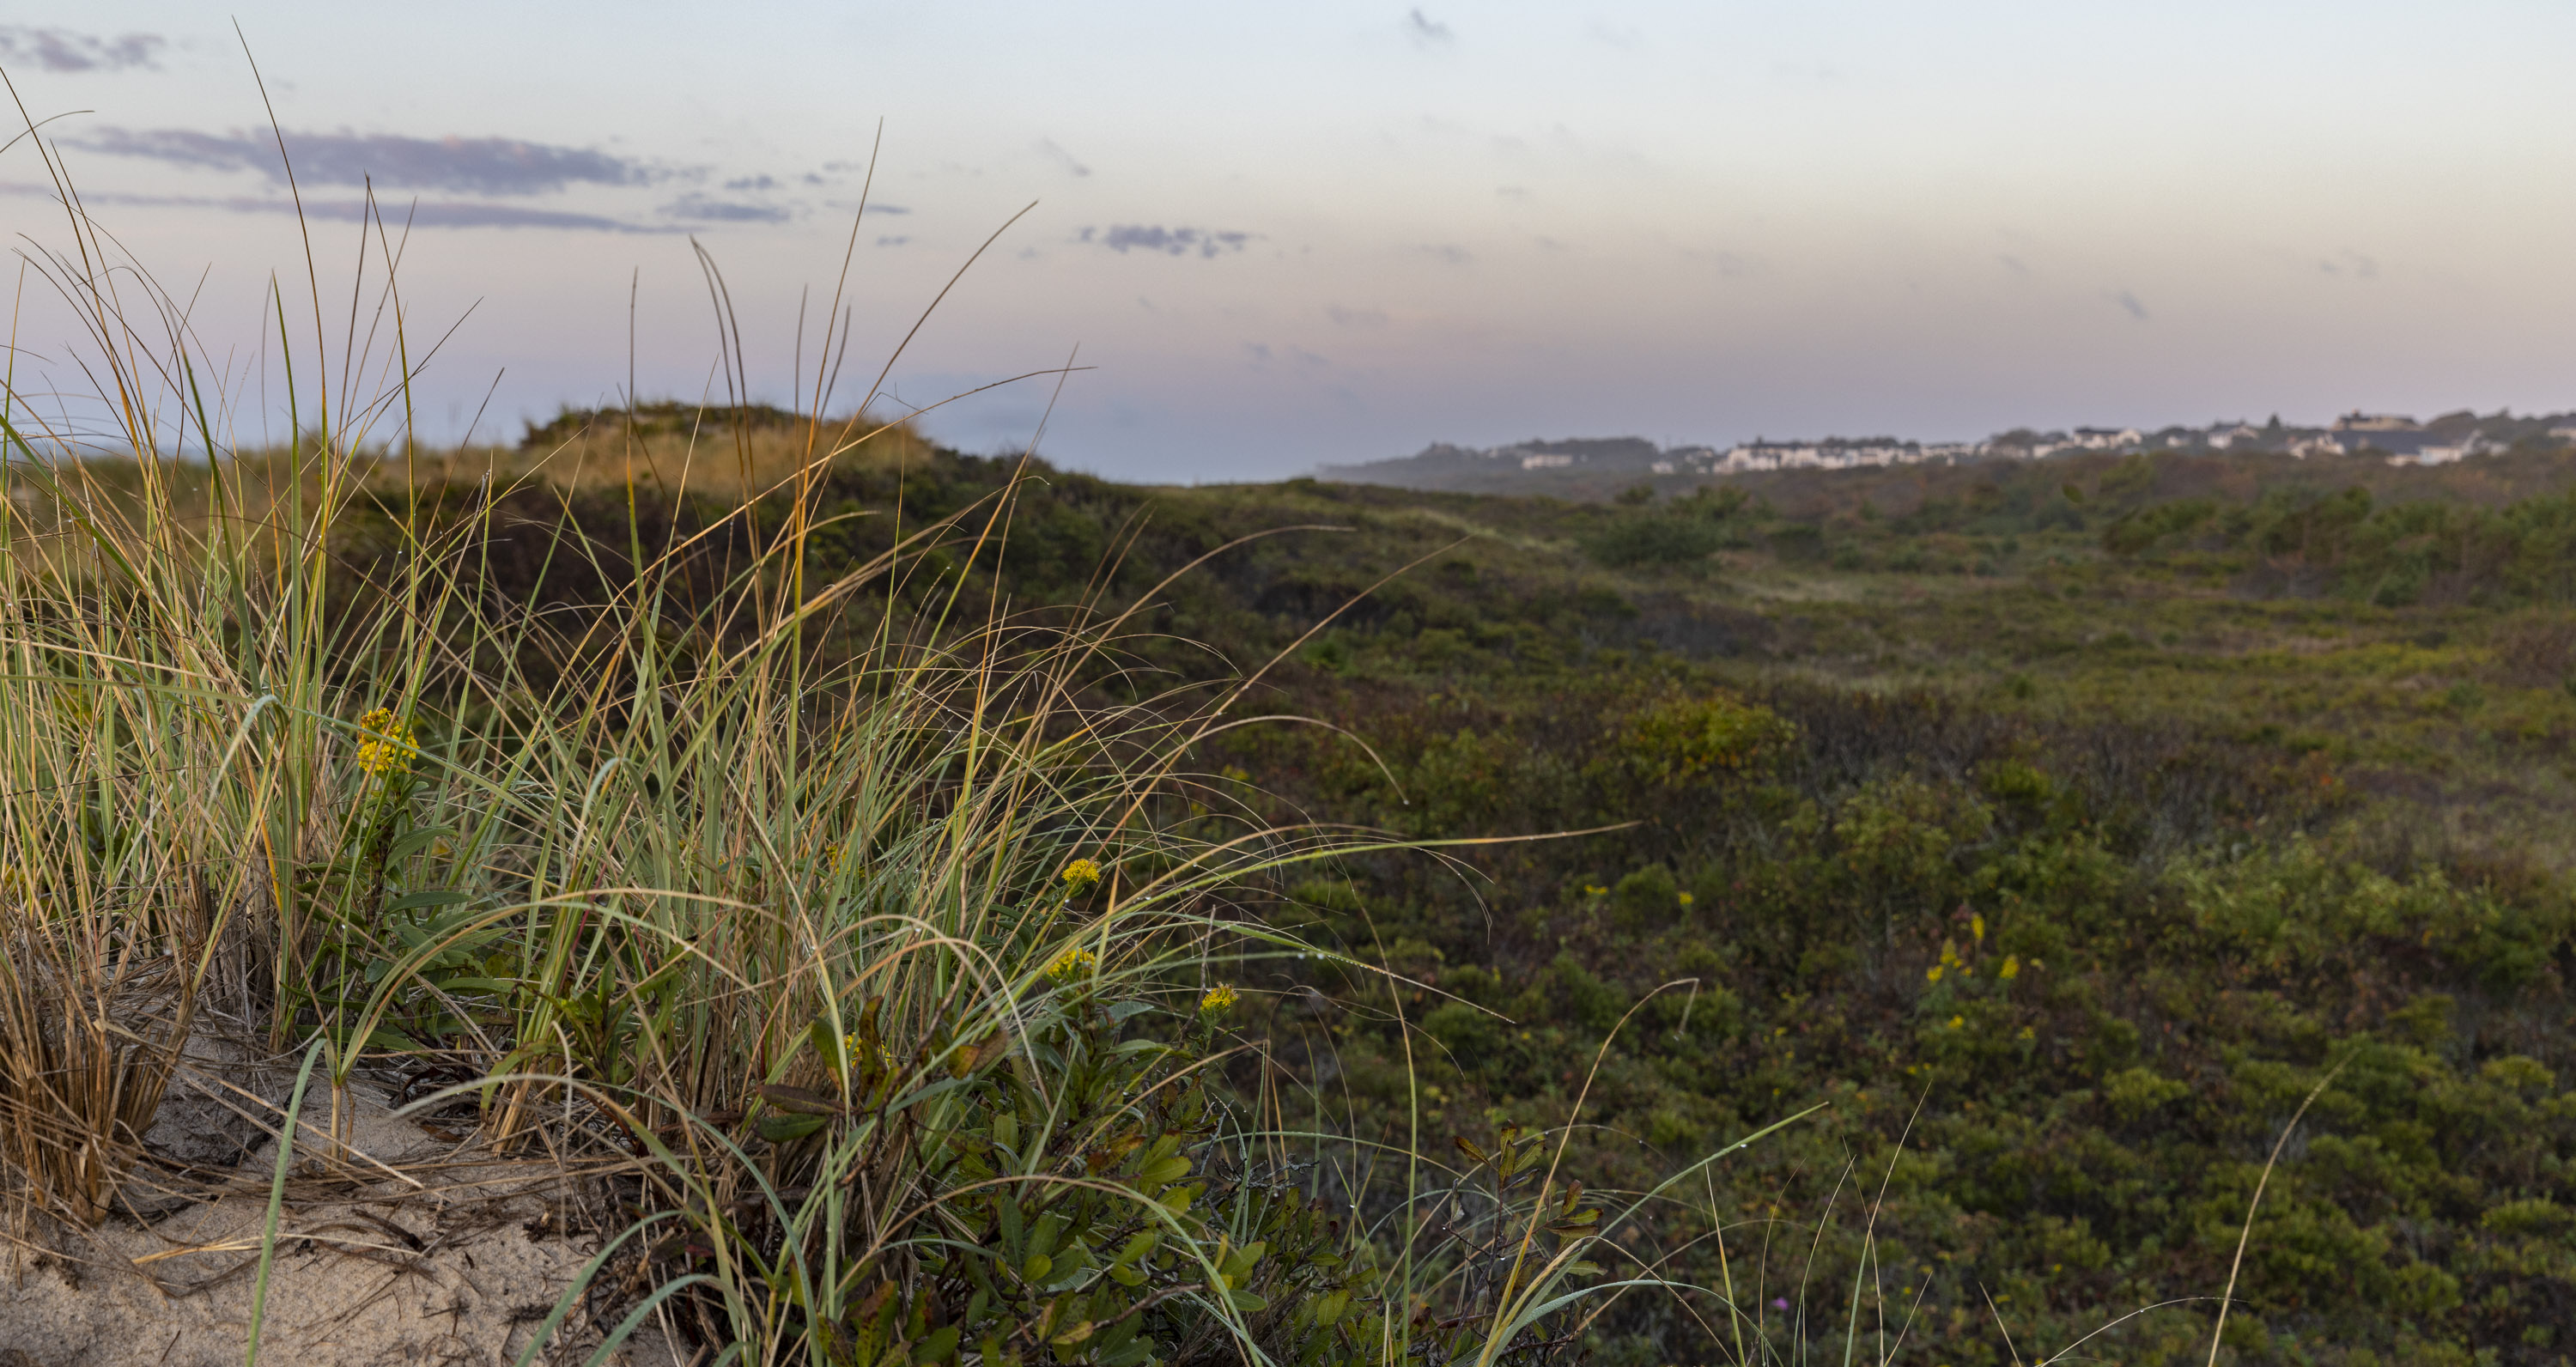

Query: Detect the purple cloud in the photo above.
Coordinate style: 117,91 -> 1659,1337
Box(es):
0,27 -> 164,73
1078,224 -> 1252,258
64,126 -> 655,196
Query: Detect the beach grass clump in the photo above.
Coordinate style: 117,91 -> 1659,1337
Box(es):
0,160 -> 1685,1363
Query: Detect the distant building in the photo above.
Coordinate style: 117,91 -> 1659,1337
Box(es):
2332,411 -> 2421,433
1714,438 -> 1996,472
2069,427 -> 2144,450
2340,429 -> 2439,460
1520,453 -> 1574,470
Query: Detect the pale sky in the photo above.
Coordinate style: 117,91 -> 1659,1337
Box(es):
7,3 -> 2576,482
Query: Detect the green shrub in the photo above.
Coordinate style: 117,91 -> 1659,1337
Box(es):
1579,513 -> 1728,568
1622,692 -> 1797,786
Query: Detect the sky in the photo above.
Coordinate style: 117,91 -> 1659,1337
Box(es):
6,3 -> 2576,483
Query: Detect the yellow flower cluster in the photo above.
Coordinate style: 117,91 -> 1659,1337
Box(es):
1060,858 -> 1103,890
355,708 -> 417,776
844,1032 -> 899,1072
1199,983 -> 1238,1014
1045,946 -> 1099,982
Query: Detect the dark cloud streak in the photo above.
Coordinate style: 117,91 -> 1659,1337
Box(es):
659,192 -> 790,223
0,27 -> 164,73
65,126 -> 654,196
0,181 -> 679,233
1078,225 -> 1251,258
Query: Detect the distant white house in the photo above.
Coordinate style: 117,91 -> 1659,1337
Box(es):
2069,427 -> 2144,450
1713,439 -> 1995,473
1520,453 -> 1574,470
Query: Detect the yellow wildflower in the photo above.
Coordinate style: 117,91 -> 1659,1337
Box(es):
842,1032 -> 898,1072
1046,946 -> 1099,983
1925,964 -> 1944,984
1947,1015 -> 1965,1030
1971,913 -> 1986,944
1060,858 -> 1103,890
1676,891 -> 1695,908
355,708 -> 416,776
1998,955 -> 2021,980
1200,983 -> 1239,1014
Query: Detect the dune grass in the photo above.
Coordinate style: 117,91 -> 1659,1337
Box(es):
0,143 -> 1740,1365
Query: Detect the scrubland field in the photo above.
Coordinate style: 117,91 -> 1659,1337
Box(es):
12,384 -> 2576,1367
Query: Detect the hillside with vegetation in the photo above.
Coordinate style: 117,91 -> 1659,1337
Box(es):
12,385 -> 2576,1364
442,427 -> 2576,1360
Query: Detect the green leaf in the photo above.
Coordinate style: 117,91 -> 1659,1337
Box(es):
361,1025 -> 422,1051
756,1084 -> 847,1116
756,1113 -> 829,1143
385,827 -> 457,864
1115,1230 -> 1160,1266
387,889 -> 473,912
807,1017 -> 849,1073
425,976 -> 518,994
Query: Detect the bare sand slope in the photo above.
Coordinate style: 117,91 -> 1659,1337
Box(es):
1,1057 -> 678,1367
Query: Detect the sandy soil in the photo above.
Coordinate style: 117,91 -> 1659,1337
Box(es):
0,1051 -> 683,1367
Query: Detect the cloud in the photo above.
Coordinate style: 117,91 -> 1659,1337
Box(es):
1036,138 -> 1092,179
1327,305 -> 1388,329
1995,254 -> 2028,276
64,126 -> 655,196
0,27 -> 163,73
723,174 -> 779,191
1412,243 -> 1473,265
1078,224 -> 1252,258
660,192 -> 790,223
1406,9 -> 1455,44
0,181 -> 677,232
1243,342 -> 1273,363
877,235 -> 910,247
2110,289 -> 2149,320
2318,248 -> 2378,280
